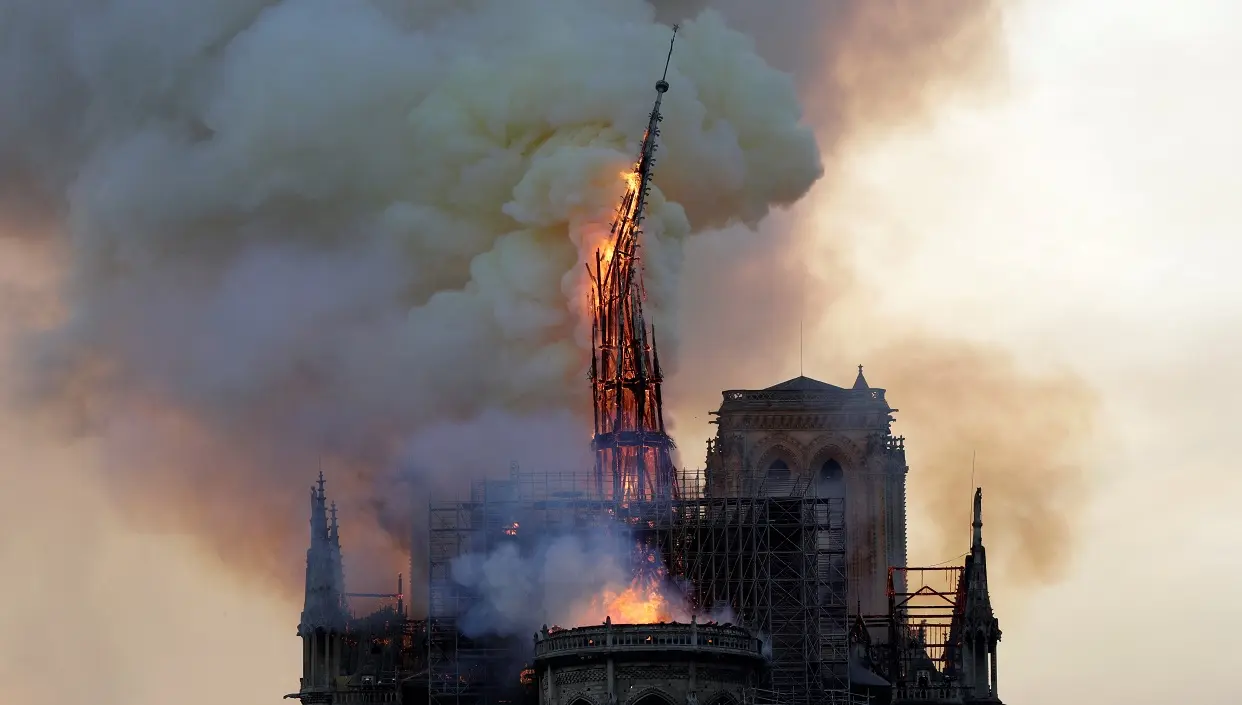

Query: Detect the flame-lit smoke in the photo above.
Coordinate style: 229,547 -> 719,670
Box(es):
0,0 -> 820,601
588,132 -> 680,501
0,0 -> 1048,611
583,547 -> 686,624
451,529 -> 691,636
595,580 -> 675,624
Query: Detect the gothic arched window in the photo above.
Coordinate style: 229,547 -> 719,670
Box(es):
632,693 -> 675,705
767,458 -> 791,481
820,459 -> 843,481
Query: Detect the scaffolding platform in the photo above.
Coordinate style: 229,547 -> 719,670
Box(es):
427,470 -> 850,705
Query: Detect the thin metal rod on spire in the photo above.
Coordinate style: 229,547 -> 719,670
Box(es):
662,25 -> 680,81
970,450 -> 977,547
799,265 -> 806,377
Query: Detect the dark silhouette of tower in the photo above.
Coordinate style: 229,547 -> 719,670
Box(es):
298,472 -> 349,694
588,26 -> 681,502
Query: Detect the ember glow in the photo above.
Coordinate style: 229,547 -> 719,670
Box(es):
587,31 -> 679,503
580,546 -> 688,625
586,104 -> 679,504
590,170 -> 640,279
621,168 -> 641,195
595,574 -> 674,624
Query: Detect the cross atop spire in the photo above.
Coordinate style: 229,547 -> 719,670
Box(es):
659,24 -> 680,87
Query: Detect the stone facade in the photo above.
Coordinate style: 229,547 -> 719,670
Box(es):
703,370 -> 908,619
533,620 -> 762,705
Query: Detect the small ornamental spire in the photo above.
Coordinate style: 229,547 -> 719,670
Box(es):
853,364 -> 870,390
972,487 -> 984,551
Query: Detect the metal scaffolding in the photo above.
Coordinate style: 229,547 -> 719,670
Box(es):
426,469 -> 851,705
672,478 -> 849,702
858,566 -> 967,702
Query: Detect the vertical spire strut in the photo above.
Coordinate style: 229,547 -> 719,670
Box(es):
588,25 -> 681,502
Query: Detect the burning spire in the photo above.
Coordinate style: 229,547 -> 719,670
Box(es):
588,25 -> 681,502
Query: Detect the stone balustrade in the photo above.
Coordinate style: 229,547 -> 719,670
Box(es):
720,388 -> 887,406
533,621 -> 764,662
893,684 -> 963,702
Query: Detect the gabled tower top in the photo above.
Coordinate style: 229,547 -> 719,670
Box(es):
852,364 -> 870,390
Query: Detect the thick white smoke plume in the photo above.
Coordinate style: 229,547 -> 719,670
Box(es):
451,524 -> 740,638
452,531 -> 655,635
0,0 -> 821,595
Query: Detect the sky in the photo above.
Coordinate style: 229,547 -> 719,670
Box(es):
1,0 -> 1239,703
810,0 -> 1242,700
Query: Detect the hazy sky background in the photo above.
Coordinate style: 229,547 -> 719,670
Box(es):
816,0 -> 1241,700
1,1 -> 1238,703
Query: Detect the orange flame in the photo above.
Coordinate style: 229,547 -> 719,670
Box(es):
600,239 -> 617,268
594,573 -> 672,624
622,169 -> 640,194
603,170 -> 640,266
586,547 -> 684,625
579,169 -> 639,308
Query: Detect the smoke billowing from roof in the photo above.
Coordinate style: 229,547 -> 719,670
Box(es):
0,0 -> 821,600
0,0 -> 1091,604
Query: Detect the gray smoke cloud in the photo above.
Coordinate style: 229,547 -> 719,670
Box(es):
451,527 -> 691,638
0,0 -> 1053,610
451,523 -> 739,637
0,0 -> 822,600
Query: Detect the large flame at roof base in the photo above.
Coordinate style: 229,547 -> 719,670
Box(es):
561,547 -> 692,628
593,572 -> 683,625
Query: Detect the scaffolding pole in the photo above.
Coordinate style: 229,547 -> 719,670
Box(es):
426,470 -> 853,705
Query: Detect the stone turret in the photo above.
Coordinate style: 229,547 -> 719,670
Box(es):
298,472 -> 349,694
961,488 -> 1002,704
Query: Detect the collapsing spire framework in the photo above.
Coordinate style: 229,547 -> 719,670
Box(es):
588,26 -> 681,502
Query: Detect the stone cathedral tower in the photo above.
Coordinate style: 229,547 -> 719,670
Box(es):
703,367 -> 909,618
